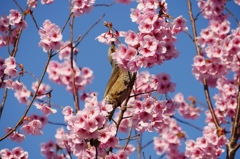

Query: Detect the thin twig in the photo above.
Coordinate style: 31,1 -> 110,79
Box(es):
142,152 -> 146,159
183,30 -> 194,41
29,11 -> 39,30
94,1 -> 115,7
120,134 -> 140,141
13,0 -> 24,13
203,79 -> 220,129
172,116 -> 203,131
51,35 -> 81,57
137,132 -> 142,159
0,88 -> 8,119
187,0 -> 220,130
61,13 -> 73,33
194,3 -> 210,21
141,140 -> 153,150
69,14 -> 80,112
24,70 -> 39,82
0,53 -> 52,141
225,7 -> 239,26
124,117 -> 135,150
48,121 -> 67,127
130,90 -> 156,98
1,9 -> 27,119
228,82 -> 240,158
7,26 -> 11,56
186,0 -> 200,55
233,142 -> 240,153
75,14 -> 105,48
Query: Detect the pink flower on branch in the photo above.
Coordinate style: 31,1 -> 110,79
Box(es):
0,147 -> 28,159
38,20 -> 62,52
71,0 -> 95,17
115,0 -> 132,4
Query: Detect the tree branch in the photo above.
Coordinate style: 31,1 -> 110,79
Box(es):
69,14 -> 80,112
0,53 -> 52,141
75,14 -> 105,48
172,116 -> 202,131
186,0 -> 220,130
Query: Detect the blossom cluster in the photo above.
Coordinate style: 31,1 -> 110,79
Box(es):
3,57 -> 17,78
193,1 -> 240,87
5,127 -> 25,143
174,93 -> 202,120
0,9 -> 27,47
40,140 -> 68,159
27,0 -> 54,8
133,71 -> 176,98
0,147 -> 28,159
207,77 -> 238,123
38,20 -> 63,52
115,0 -> 132,4
97,1 -> 187,72
5,114 -> 48,143
47,60 -> 93,93
71,0 -> 95,17
120,96 -> 178,133
4,76 -> 31,104
52,96 -> 135,158
185,123 -> 228,159
197,0 -> 225,19
2,59 -> 53,104
154,118 -> 186,159
21,114 -> 49,136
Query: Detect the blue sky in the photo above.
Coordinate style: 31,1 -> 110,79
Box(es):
0,0 -> 239,158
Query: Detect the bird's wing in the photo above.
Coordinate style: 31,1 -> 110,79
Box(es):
104,66 -> 120,98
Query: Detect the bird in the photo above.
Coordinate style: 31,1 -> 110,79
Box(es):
104,42 -> 132,120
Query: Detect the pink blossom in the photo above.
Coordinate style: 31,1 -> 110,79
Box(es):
39,20 -> 62,52
12,81 -> 23,91
34,102 -> 57,116
4,57 -> 16,69
4,67 -> 17,77
14,84 -> 31,104
115,0 -> 132,4
172,16 -> 188,34
7,9 -> 21,25
21,119 -> 43,135
5,127 -> 25,143
0,15 -> 9,33
41,0 -> 54,5
124,30 -> 139,46
71,0 -> 95,17
174,93 -> 202,119
105,152 -> 119,159
27,0 -> 38,8
0,147 -> 28,159
235,0 -> 240,5
40,140 -> 57,158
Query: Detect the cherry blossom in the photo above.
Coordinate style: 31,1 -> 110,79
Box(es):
71,0 -> 95,17
97,1 -> 186,72
38,20 -> 62,52
41,0 -> 54,5
0,147 -> 28,159
27,0 -> 38,8
115,0 -> 132,4
34,102 -> 57,116
47,60 -> 93,93
174,93 -> 202,120
5,127 -> 25,143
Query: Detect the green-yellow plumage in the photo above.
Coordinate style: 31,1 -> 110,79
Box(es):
104,43 -> 132,120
